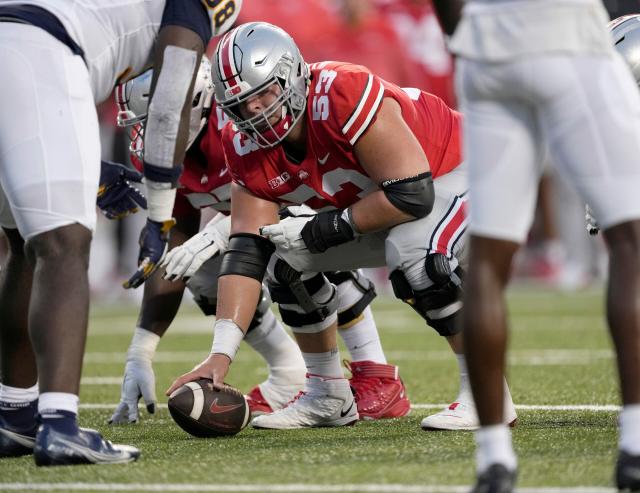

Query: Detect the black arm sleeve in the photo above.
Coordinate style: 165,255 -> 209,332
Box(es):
219,233 -> 275,282
162,0 -> 212,45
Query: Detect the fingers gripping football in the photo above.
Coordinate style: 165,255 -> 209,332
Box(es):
161,214 -> 231,281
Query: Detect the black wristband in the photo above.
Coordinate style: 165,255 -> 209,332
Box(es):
143,162 -> 184,187
300,210 -> 355,254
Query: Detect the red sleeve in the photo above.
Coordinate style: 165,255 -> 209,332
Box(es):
328,66 -> 386,146
172,191 -> 198,219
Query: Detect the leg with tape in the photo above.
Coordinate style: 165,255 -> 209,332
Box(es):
251,261 -> 357,429
328,270 -> 411,420
389,253 -> 516,431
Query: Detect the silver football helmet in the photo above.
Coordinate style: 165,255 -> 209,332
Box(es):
610,14 -> 640,85
212,22 -> 309,148
115,56 -> 215,158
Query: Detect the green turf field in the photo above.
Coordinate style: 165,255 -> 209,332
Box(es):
0,285 -> 623,492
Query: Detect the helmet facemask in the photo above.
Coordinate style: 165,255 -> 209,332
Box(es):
213,22 -> 309,149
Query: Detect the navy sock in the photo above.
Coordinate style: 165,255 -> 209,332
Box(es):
0,400 -> 38,432
39,409 -> 79,435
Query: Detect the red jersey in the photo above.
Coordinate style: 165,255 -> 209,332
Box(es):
173,105 -> 233,216
222,61 -> 462,211
130,104 -> 233,217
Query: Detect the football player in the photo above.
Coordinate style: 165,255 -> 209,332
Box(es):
108,57 -> 411,425
0,0 -> 240,466
167,22 -> 516,430
432,2 -> 640,491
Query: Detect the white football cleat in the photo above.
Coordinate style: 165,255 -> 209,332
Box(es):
421,385 -> 517,431
245,379 -> 305,417
250,376 -> 358,429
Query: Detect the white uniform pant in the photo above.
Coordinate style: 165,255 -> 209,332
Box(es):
0,23 -> 99,240
269,163 -> 469,291
456,53 -> 640,243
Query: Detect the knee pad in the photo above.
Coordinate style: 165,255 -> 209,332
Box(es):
268,259 -> 338,333
325,270 -> 376,328
389,253 -> 463,337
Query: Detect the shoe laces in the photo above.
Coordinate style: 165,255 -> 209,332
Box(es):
284,391 -> 306,408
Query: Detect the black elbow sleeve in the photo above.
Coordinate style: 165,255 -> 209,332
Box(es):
381,171 -> 434,219
219,233 -> 275,282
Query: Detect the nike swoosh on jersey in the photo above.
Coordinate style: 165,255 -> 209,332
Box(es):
219,167 -> 229,177
209,398 -> 243,414
317,153 -> 330,165
340,401 -> 355,417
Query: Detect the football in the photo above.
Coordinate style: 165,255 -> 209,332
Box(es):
168,378 -> 250,437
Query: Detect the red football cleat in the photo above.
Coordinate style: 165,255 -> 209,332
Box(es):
244,386 -> 273,417
344,360 -> 411,420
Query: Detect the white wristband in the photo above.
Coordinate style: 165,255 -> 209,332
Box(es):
127,327 -> 161,362
211,319 -> 245,361
146,184 -> 177,222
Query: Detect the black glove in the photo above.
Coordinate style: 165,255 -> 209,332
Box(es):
300,209 -> 355,253
97,160 -> 147,219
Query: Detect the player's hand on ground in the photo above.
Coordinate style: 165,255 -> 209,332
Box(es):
166,354 -> 232,396
97,160 -> 147,219
108,358 -> 157,424
161,214 -> 230,281
260,216 -> 313,252
124,218 -> 176,289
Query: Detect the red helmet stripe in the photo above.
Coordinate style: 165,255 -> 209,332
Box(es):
217,30 -> 241,90
115,84 -> 127,113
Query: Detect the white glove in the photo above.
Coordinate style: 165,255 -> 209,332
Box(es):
161,214 -> 231,281
585,204 -> 599,236
260,215 -> 315,252
108,358 -> 157,424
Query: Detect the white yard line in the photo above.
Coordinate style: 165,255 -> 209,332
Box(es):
0,483 -> 617,492
83,349 -> 614,365
76,402 -> 621,412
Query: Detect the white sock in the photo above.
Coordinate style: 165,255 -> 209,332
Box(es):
129,327 -> 161,361
38,392 -> 79,415
475,424 -> 517,474
455,353 -> 471,397
244,310 -> 306,385
339,307 -> 386,363
0,383 -> 39,403
619,404 -> 640,454
301,348 -> 344,379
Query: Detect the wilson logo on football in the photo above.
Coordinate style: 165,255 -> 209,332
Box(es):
209,398 -> 244,414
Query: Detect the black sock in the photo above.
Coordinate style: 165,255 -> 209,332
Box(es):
39,409 -> 79,435
0,400 -> 38,431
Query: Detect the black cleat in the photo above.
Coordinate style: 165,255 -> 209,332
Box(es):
471,464 -> 517,493
617,451 -> 640,491
0,414 -> 37,458
33,424 -> 140,466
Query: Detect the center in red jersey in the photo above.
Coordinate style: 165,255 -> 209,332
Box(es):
221,61 -> 462,211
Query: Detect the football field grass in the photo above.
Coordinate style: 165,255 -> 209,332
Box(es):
0,285 -> 624,492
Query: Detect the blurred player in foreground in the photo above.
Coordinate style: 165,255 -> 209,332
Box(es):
0,0 -> 240,466
433,1 -> 640,491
